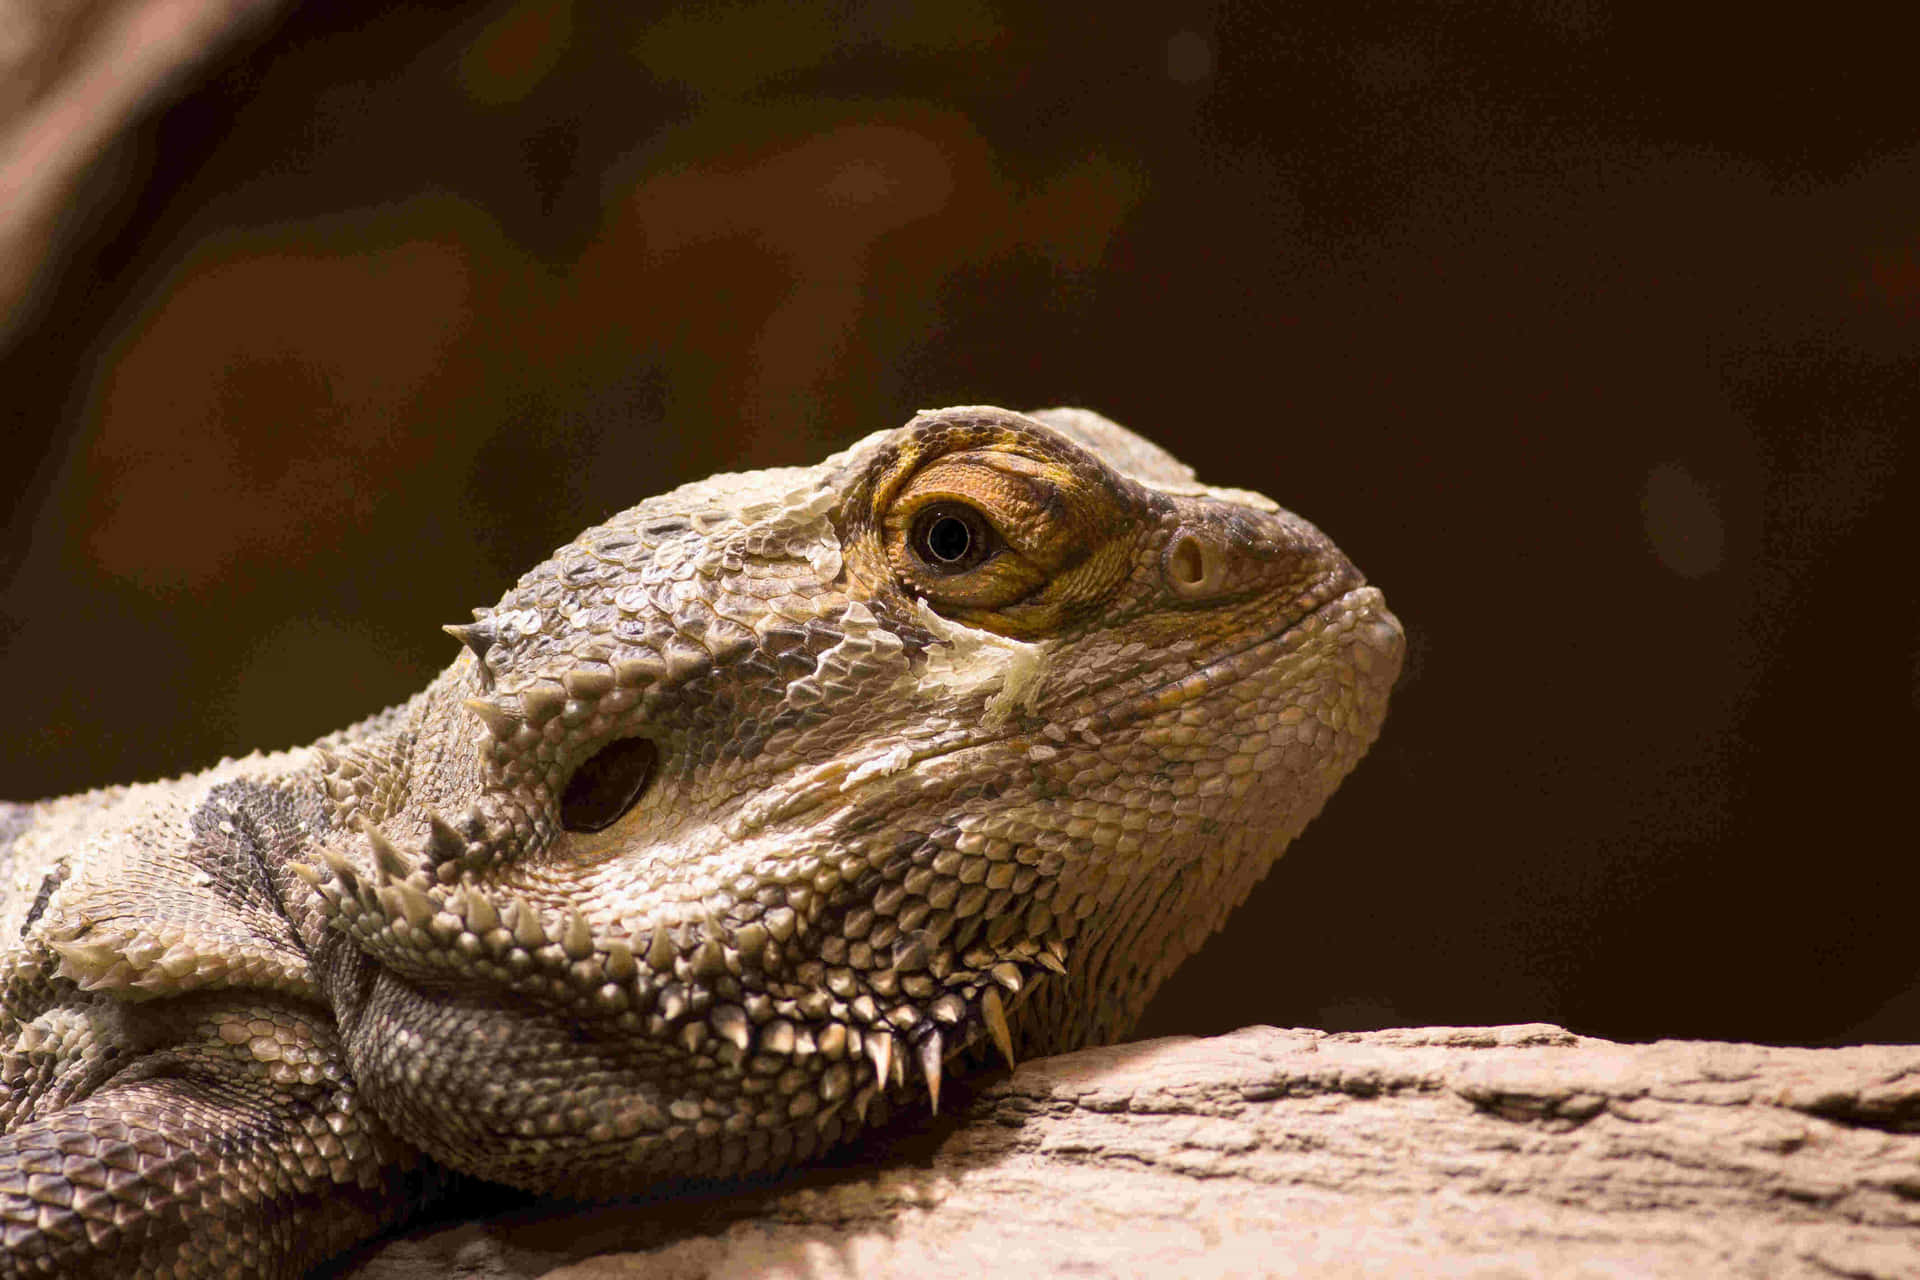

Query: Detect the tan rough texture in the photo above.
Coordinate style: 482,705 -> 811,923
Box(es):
338,1024 -> 1920,1280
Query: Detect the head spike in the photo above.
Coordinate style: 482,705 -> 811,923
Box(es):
443,617 -> 498,690
442,618 -> 496,658
464,698 -> 522,742
917,1030 -> 945,1114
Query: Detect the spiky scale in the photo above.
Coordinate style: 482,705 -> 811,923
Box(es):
710,1005 -> 751,1053
982,989 -> 1016,1069
917,1030 -> 944,1115
464,890 -> 500,934
759,1020 -> 796,1056
319,848 -> 360,891
562,667 -> 615,699
367,830 -> 411,884
518,682 -> 567,726
444,621 -> 497,688
385,883 -> 435,930
561,910 -> 594,962
425,816 -> 468,866
510,898 -> 546,949
606,940 -> 636,981
866,1030 -> 894,1091
645,929 -> 676,974
464,698 -> 520,741
691,939 -> 727,979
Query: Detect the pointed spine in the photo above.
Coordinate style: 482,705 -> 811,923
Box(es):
464,698 -> 521,742
561,909 -> 595,961
443,616 -> 498,690
866,1030 -> 894,1092
425,815 -> 468,867
982,988 -> 1016,1069
917,1030 -> 944,1114
510,897 -> 546,949
367,828 -> 411,884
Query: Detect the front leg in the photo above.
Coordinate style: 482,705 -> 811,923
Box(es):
0,992 -> 426,1279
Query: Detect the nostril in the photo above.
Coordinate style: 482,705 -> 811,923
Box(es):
1165,531 -> 1227,598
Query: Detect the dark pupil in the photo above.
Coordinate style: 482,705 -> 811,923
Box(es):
560,737 -> 658,833
927,515 -> 973,563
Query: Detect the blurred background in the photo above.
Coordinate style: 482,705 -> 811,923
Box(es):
2,1 -> 1915,1047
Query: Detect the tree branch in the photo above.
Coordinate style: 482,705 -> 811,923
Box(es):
338,1024 -> 1920,1279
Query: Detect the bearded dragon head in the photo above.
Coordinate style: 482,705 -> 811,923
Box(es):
301,406 -> 1403,1191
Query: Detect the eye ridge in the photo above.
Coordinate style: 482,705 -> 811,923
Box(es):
909,501 -> 1000,575
560,737 -> 658,833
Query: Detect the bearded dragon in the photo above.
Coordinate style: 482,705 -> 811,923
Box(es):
0,406 -> 1403,1277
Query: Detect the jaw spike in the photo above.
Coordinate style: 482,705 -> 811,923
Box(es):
510,897 -> 546,949
981,988 -> 1016,1069
366,829 -> 411,884
425,815 -> 468,866
561,909 -> 595,961
1036,949 -> 1068,977
866,1030 -> 894,1092
464,698 -> 521,742
380,881 -> 435,930
645,928 -> 677,974
320,848 -> 360,891
917,1030 -> 944,1114
606,939 -> 637,981
463,888 -> 500,934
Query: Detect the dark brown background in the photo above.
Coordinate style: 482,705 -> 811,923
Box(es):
2,1 -> 1915,1047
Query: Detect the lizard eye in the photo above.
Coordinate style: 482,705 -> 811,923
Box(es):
560,737 -> 658,833
909,502 -> 999,574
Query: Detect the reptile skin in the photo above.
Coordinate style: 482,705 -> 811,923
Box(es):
0,406 -> 1403,1277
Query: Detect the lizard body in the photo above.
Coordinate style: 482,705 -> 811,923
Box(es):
0,406 -> 1403,1277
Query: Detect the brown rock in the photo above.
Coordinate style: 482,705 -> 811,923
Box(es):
335,1025 -> 1920,1279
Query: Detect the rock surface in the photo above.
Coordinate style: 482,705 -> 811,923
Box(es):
329,1025 -> 1920,1279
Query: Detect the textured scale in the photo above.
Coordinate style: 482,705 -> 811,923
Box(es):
0,407 -> 1403,1277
